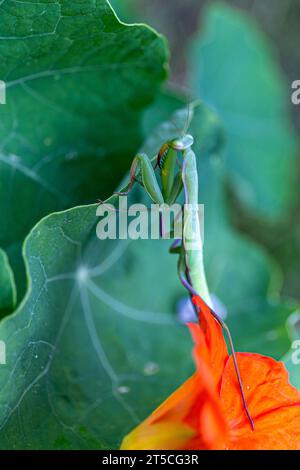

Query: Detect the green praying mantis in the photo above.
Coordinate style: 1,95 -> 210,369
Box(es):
111,106 -> 254,430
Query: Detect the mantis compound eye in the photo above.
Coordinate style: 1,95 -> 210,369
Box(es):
171,134 -> 194,151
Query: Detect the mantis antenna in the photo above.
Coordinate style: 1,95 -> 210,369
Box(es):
182,102 -> 193,138
169,102 -> 193,140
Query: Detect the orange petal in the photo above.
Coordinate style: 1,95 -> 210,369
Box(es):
191,295 -> 228,389
220,353 -> 300,450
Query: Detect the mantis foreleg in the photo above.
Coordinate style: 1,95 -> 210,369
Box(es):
115,153 -> 164,205
181,148 -> 211,306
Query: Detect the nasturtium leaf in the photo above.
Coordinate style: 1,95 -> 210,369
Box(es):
0,193 -> 193,449
188,3 -> 298,220
0,0 -> 168,298
0,248 -> 16,318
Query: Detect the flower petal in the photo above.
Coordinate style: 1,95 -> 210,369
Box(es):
221,353 -> 300,449
192,295 -> 228,389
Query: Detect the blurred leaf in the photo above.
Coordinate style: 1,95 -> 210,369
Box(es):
0,249 -> 16,318
199,151 -> 295,358
142,89 -> 186,137
188,2 -> 298,220
0,0 -> 168,299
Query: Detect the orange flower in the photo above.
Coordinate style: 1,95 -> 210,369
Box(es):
121,296 -> 300,450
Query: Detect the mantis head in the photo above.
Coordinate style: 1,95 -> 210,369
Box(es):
170,134 -> 194,151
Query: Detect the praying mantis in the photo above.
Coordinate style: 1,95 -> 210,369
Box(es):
112,106 -> 254,430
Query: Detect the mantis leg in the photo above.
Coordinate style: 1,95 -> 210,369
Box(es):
115,153 -> 164,205
160,148 -> 178,201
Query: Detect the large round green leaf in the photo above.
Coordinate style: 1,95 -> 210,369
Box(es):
0,0 -> 168,298
0,198 -> 192,449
